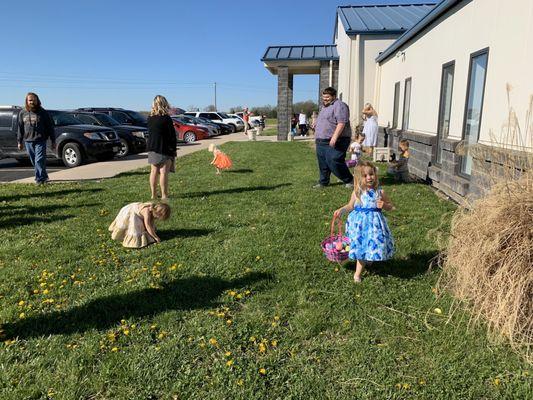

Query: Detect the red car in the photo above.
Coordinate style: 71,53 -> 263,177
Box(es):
172,117 -> 209,143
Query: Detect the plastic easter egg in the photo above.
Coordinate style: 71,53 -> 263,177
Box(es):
345,246 -> 350,252
335,242 -> 344,251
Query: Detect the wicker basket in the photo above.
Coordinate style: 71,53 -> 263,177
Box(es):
321,216 -> 350,262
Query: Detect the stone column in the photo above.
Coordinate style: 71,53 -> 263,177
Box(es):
318,61 -> 330,108
277,66 -> 293,141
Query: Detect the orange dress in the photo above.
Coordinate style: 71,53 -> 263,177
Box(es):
213,151 -> 232,169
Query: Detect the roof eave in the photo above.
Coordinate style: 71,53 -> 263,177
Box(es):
376,0 -> 461,63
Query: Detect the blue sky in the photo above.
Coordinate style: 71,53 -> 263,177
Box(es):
1,0 -> 430,111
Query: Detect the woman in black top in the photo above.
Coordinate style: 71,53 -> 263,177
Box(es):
147,95 -> 177,200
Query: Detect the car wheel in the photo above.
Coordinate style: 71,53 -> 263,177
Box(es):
229,124 -> 236,133
183,131 -> 197,143
61,142 -> 84,168
117,138 -> 130,157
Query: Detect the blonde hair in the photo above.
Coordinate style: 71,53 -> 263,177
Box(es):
353,161 -> 379,203
150,95 -> 170,116
152,203 -> 171,221
362,103 -> 378,117
208,143 -> 219,153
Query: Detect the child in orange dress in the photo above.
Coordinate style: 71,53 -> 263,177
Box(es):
208,144 -> 232,174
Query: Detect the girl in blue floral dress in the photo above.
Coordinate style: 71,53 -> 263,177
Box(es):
334,161 -> 395,283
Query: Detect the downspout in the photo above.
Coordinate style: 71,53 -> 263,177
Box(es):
329,60 -> 333,87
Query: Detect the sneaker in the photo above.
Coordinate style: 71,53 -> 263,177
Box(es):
312,183 -> 327,189
345,183 -> 354,189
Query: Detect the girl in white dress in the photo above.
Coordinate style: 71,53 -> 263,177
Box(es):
362,103 -> 378,155
109,202 -> 170,248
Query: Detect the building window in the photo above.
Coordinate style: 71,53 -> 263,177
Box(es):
402,78 -> 412,131
435,61 -> 455,165
392,82 -> 400,129
461,48 -> 489,176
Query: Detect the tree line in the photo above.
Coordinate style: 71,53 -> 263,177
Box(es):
185,100 -> 318,117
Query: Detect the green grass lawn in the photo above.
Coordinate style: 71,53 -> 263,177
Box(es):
0,142 -> 530,399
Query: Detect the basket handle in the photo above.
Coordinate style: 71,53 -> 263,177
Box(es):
330,215 -> 344,239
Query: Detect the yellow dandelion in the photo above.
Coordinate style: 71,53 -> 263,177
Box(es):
245,290 -> 251,295
271,322 -> 278,327
434,308 -> 443,315
236,379 -> 244,386
123,330 -> 130,336
226,319 -> 232,326
402,383 -> 411,390
226,359 -> 234,367
18,300 -> 25,306
271,340 -> 277,347
258,343 -> 266,353
225,351 -> 232,357
209,338 -> 218,346
419,379 -> 426,385
249,336 -> 256,342
274,316 -> 280,321
255,256 -> 261,261
258,368 -> 266,375
228,291 -> 237,297
493,378 -> 501,386
150,324 -> 157,330
19,313 -> 26,319
43,289 -> 49,295
111,347 -> 118,352
158,333 -> 165,340
33,290 -> 39,294
235,294 -> 242,299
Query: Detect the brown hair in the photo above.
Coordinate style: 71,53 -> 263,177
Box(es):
25,92 -> 42,112
322,87 -> 337,97
152,203 -> 171,221
353,161 -> 379,203
399,139 -> 410,148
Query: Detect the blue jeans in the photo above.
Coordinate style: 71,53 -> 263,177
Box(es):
316,137 -> 353,185
25,140 -> 49,183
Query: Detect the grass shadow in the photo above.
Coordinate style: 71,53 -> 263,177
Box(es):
179,183 -> 292,198
3,272 -> 272,340
226,169 -> 254,174
157,228 -> 214,240
342,251 -> 439,279
0,188 -> 103,203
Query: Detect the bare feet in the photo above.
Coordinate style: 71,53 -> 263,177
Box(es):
354,274 -> 362,283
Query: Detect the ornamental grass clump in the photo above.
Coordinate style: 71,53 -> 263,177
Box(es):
440,88 -> 533,362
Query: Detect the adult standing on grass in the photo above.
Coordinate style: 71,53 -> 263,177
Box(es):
17,92 -> 56,185
362,103 -> 378,155
147,95 -> 177,200
298,110 -> 308,136
313,87 -> 353,189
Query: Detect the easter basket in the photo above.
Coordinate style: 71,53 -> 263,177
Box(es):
321,215 -> 350,262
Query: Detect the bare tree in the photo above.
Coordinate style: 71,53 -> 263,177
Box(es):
204,104 -> 217,112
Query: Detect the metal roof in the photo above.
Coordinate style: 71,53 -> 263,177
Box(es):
376,0 -> 460,62
261,45 -> 339,61
337,1 -> 439,35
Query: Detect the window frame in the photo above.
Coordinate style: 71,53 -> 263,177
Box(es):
434,60 -> 455,166
392,81 -> 400,129
458,47 -> 490,178
402,77 -> 412,131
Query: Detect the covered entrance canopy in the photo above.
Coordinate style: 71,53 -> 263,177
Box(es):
262,45 -> 339,140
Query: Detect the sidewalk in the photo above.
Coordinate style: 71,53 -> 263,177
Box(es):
12,132 -> 278,183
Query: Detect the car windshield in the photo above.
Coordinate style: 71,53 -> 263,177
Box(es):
126,110 -> 147,124
218,113 -> 230,119
197,118 -> 212,124
49,111 -> 83,126
93,113 -> 120,126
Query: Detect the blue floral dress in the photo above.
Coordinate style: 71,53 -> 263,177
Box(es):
346,188 -> 394,261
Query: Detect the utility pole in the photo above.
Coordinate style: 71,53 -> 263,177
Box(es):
214,82 -> 217,111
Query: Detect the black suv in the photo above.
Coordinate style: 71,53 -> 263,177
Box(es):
76,108 -> 147,127
68,111 -> 147,157
0,106 -> 121,168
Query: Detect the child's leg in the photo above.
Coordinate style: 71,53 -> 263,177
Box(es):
354,260 -> 365,282
150,165 -> 159,199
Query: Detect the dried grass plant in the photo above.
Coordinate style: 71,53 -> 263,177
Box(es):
439,85 -> 533,363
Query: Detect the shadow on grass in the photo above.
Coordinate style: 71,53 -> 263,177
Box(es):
0,202 -> 101,229
179,183 -> 292,198
157,228 -> 214,240
226,169 -> 254,174
342,250 -> 439,279
3,272 -> 272,339
0,187 -> 103,202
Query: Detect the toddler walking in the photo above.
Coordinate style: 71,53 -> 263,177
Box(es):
334,161 -> 395,283
109,202 -> 170,248
347,133 -> 365,167
208,144 -> 233,174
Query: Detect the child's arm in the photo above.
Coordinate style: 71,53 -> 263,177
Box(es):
334,190 -> 357,218
210,155 -> 216,165
141,207 -> 161,243
377,189 -> 395,211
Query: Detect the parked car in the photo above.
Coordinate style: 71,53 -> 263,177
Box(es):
233,112 -> 263,124
0,106 -> 120,167
75,107 -> 147,127
175,115 -> 220,137
195,117 -> 233,135
183,112 -> 244,132
171,117 -> 210,143
68,111 -> 147,157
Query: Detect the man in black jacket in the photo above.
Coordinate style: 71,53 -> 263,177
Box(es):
17,93 -> 56,184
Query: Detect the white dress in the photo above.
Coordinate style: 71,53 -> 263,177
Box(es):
108,202 -> 156,248
362,115 -> 378,147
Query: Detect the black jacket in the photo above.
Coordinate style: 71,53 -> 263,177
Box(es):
147,115 -> 177,157
17,108 -> 55,144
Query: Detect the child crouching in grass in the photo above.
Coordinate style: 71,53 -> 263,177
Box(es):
334,161 -> 395,283
387,139 -> 410,182
109,202 -> 170,248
